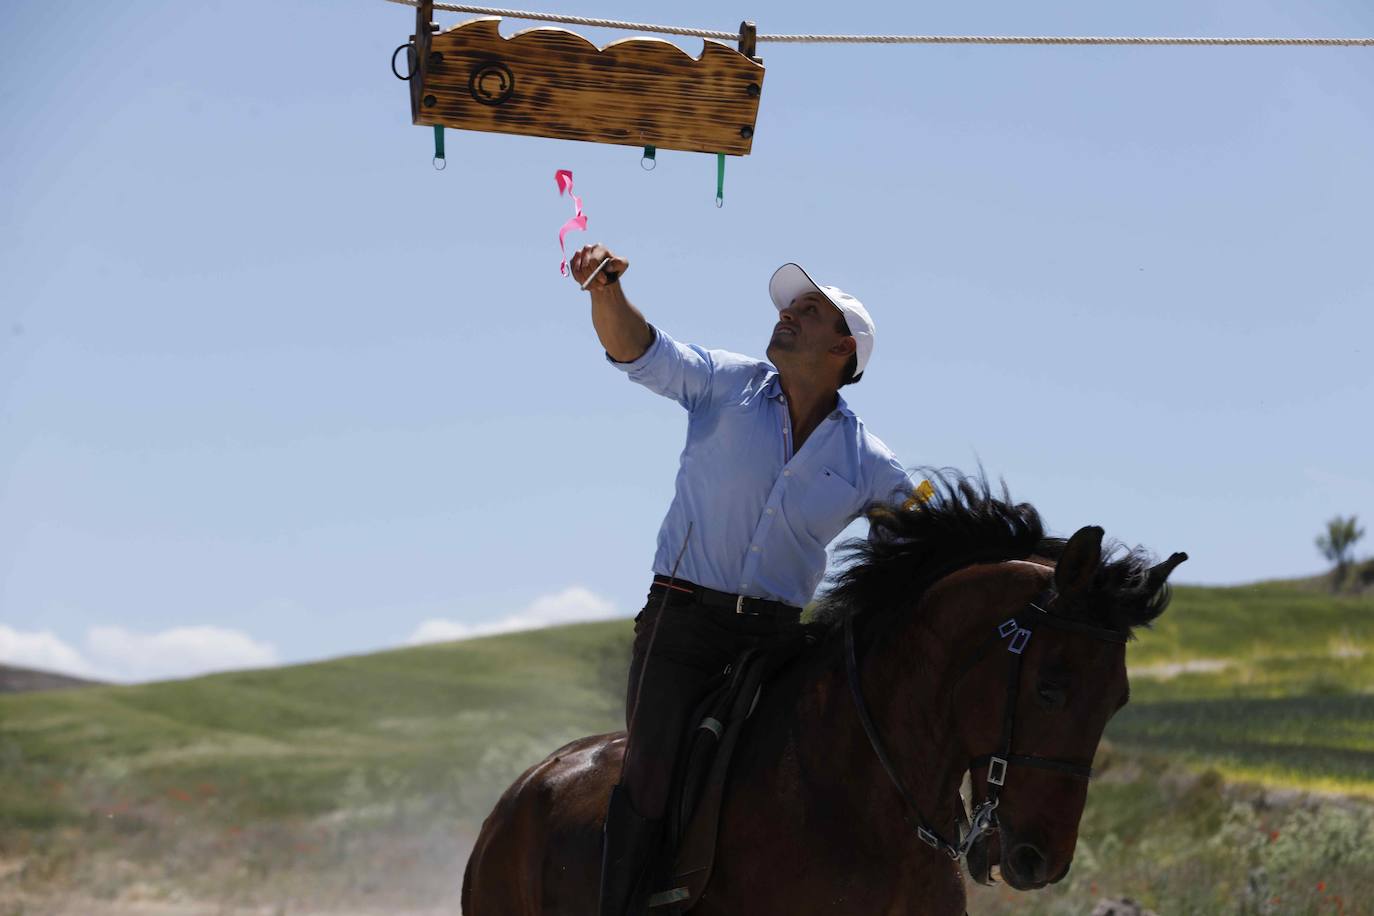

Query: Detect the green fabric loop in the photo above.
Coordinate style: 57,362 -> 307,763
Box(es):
716,153 -> 725,207
434,125 -> 445,161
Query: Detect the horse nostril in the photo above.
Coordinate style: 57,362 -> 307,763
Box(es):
1009,843 -> 1049,884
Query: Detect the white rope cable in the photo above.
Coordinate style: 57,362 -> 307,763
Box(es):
757,34 -> 1374,46
385,0 -> 1374,47
389,0 -> 735,39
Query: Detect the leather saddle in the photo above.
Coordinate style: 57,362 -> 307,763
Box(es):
646,628 -> 818,912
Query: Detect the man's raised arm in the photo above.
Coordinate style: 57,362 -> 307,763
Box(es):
570,243 -> 652,363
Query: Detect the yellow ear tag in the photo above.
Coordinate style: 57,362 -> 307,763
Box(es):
902,479 -> 936,510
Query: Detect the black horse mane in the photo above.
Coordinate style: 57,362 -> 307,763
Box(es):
811,470 -> 1173,638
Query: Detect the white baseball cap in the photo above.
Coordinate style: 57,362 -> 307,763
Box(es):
768,262 -> 875,380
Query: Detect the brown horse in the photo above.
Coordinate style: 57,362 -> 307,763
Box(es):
463,475 -> 1186,915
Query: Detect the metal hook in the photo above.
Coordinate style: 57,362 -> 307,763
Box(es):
958,797 -> 1000,858
391,42 -> 418,81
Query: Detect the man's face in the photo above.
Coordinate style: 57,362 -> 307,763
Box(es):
767,291 -> 850,372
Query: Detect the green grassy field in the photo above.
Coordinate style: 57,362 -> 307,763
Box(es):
1,579 -> 1371,913
0,622 -> 635,910
1,621 -> 633,828
1111,581 -> 1374,797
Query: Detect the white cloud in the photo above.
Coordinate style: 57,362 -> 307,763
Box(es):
407,618 -> 477,644
406,585 -> 618,645
0,625 -> 97,678
3,587 -> 618,682
85,626 -> 277,682
0,624 -> 278,683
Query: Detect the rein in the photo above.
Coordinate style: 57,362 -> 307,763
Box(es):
843,594 -> 1128,862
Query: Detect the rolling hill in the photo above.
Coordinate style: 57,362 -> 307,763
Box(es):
1,579 -> 1371,913
0,665 -> 103,695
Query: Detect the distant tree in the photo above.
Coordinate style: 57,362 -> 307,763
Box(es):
1316,515 -> 1365,591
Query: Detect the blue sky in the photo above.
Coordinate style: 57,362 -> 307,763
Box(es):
2,0 -> 1371,681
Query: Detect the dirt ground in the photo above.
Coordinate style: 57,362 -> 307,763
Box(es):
0,823 -> 474,916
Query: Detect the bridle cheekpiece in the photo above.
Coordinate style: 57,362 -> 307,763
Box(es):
843,591 -> 1128,863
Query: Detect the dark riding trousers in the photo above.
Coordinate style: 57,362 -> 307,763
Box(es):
620,579 -> 803,820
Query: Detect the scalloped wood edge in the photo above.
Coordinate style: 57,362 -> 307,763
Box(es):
412,16 -> 765,155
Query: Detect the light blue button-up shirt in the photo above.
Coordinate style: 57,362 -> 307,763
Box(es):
611,327 -> 915,609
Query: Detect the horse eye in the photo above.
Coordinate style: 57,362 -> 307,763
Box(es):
1036,681 -> 1068,708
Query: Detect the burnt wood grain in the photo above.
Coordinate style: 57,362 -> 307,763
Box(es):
409,0 -> 434,125
412,18 -> 765,156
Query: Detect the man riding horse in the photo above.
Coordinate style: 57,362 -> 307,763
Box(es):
568,244 -> 918,916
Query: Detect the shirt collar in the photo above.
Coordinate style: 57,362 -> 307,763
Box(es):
763,369 -> 855,419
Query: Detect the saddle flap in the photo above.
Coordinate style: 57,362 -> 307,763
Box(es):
650,630 -> 816,912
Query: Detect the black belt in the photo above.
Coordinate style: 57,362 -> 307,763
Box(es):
651,577 -> 802,619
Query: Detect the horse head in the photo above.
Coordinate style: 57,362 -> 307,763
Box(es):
955,525 -> 1188,890
823,472 -> 1187,900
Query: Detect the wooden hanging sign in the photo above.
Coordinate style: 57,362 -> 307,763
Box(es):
408,13 -> 765,156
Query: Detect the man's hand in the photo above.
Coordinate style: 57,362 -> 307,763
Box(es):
570,243 -> 630,290
575,243 -> 651,362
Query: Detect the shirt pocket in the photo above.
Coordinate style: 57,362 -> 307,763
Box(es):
798,466 -> 861,543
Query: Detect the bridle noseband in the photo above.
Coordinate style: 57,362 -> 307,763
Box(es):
843,593 -> 1128,862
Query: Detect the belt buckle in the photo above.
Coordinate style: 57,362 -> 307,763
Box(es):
736,595 -> 747,615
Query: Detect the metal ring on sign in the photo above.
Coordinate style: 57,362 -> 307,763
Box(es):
432,125 -> 446,170
391,42 -> 418,80
715,194 -> 724,208
641,155 -> 657,171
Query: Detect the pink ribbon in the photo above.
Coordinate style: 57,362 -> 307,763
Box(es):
555,169 -> 587,276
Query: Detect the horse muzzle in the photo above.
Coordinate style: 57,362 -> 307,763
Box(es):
994,824 -> 1071,890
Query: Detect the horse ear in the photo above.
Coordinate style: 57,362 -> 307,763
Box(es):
1146,552 -> 1189,596
1056,525 -> 1105,597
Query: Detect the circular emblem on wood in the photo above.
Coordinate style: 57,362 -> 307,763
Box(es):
468,61 -> 515,106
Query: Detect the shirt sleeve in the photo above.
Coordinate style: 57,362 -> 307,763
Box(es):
605,325 -> 717,412
872,455 -> 919,507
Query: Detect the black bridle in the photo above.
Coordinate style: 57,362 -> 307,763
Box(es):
843,593 -> 1128,861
